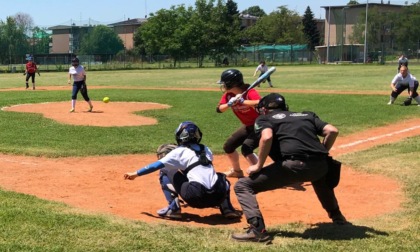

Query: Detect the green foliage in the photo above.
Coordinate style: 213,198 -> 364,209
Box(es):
351,3 -> 420,55
243,6 -> 306,44
347,0 -> 360,4
302,6 -> 320,51
241,6 -> 266,17
136,0 -> 241,68
79,25 -> 124,55
0,17 -> 29,64
31,26 -> 50,54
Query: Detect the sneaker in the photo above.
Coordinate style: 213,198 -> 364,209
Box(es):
69,108 -> 75,113
157,198 -> 182,219
224,168 -> 244,178
87,106 -> 93,112
231,225 -> 271,242
157,207 -> 182,219
387,101 -> 393,105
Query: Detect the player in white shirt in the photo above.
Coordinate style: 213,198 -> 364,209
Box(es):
388,66 -> 420,106
123,121 -> 241,220
68,57 -> 93,112
253,60 -> 273,87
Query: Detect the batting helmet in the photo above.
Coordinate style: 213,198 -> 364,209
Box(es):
175,121 -> 202,145
217,69 -> 244,90
256,93 -> 288,114
71,57 -> 80,67
156,143 -> 178,159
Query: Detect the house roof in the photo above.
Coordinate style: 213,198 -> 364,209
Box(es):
320,3 -> 404,9
108,18 -> 148,27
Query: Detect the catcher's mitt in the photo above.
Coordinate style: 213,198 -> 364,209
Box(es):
403,97 -> 412,106
156,143 -> 178,159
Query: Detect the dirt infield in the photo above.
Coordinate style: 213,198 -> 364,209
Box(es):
0,86 -> 416,228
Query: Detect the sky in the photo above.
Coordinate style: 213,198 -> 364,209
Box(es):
0,0 -> 409,28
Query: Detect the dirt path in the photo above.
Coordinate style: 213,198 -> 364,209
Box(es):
0,86 -> 415,228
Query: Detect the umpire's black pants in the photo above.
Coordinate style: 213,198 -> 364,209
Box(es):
234,156 -> 340,223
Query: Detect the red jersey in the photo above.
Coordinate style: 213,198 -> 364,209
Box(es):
218,89 -> 261,126
26,62 -> 37,73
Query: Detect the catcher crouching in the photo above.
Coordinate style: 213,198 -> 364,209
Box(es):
124,121 -> 241,220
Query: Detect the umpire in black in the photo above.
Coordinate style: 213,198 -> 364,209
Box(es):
232,93 -> 347,242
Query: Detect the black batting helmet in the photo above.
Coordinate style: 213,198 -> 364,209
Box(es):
175,121 -> 203,145
217,69 -> 244,90
71,57 -> 80,67
257,93 -> 288,114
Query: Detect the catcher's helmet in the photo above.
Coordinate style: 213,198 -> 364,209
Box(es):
175,121 -> 202,145
217,69 -> 244,90
257,93 -> 288,114
71,57 -> 80,67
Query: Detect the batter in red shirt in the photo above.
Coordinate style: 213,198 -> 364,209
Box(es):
216,69 -> 261,178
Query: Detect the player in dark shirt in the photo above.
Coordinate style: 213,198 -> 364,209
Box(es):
231,93 -> 347,243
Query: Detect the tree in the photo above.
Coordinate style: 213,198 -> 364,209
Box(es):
243,6 -> 305,44
347,1 -> 359,5
79,25 -> 124,55
302,6 -> 320,53
136,0 -> 241,67
13,12 -> 33,35
32,27 -> 50,54
241,6 -> 266,17
0,17 -> 29,64
136,5 -> 194,66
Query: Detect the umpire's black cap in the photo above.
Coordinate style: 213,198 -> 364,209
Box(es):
257,93 -> 288,112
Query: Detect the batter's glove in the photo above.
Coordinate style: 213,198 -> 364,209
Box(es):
403,97 -> 412,106
156,143 -> 178,159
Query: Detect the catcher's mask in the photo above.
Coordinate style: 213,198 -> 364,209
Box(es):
217,69 -> 244,92
71,57 -> 80,67
156,143 -> 178,159
256,93 -> 288,114
175,121 -> 202,145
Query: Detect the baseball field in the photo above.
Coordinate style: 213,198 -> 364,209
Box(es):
0,64 -> 419,251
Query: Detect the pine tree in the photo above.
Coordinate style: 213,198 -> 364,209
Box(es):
302,6 -> 320,52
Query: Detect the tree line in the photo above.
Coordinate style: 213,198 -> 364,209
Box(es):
1,0 -> 420,65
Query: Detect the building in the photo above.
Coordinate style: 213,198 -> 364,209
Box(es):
108,18 -> 147,50
317,3 -> 404,63
48,24 -> 93,54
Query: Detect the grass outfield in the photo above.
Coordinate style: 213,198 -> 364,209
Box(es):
0,65 -> 419,251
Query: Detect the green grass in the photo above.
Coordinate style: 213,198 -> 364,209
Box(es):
0,65 -> 419,251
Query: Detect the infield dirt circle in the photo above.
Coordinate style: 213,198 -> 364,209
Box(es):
0,86 -> 415,228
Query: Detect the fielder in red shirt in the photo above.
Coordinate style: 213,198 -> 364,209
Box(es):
24,56 -> 40,90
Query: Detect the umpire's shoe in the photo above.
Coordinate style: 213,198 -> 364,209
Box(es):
231,225 -> 271,242
329,209 -> 349,225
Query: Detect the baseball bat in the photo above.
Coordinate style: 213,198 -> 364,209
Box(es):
241,67 -> 276,97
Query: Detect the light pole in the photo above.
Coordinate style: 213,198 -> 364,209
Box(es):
363,1 -> 369,63
326,6 -> 331,63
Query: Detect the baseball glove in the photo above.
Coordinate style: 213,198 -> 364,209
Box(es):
403,97 -> 412,106
156,143 -> 178,159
